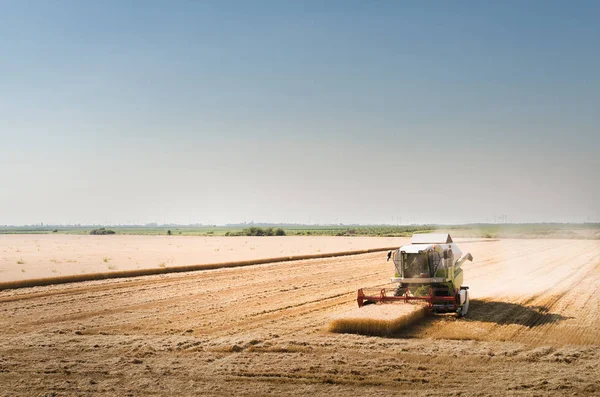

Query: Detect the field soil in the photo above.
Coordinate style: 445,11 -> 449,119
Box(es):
0,238 -> 599,396
0,235 -> 404,283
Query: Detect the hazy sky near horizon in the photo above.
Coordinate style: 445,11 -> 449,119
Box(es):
1,1 -> 599,225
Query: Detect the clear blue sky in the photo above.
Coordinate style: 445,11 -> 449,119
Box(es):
1,1 -> 599,225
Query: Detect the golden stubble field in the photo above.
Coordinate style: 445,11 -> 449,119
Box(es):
0,237 -> 599,396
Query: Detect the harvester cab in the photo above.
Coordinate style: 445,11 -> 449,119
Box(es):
358,233 -> 473,316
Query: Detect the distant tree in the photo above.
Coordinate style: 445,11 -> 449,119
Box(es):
240,227 -> 284,236
167,230 -> 172,236
90,228 -> 115,235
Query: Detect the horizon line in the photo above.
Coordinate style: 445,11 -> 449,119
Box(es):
1,222 -> 599,228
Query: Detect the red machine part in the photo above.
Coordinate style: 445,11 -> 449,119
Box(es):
357,287 -> 458,310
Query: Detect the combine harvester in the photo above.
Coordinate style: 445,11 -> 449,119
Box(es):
329,233 -> 473,336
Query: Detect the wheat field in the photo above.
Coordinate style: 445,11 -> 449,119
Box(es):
1,238 -> 599,395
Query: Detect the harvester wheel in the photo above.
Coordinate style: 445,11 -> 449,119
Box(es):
394,285 -> 404,297
458,290 -> 469,317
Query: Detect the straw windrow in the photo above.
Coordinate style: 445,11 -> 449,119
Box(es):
329,303 -> 428,336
